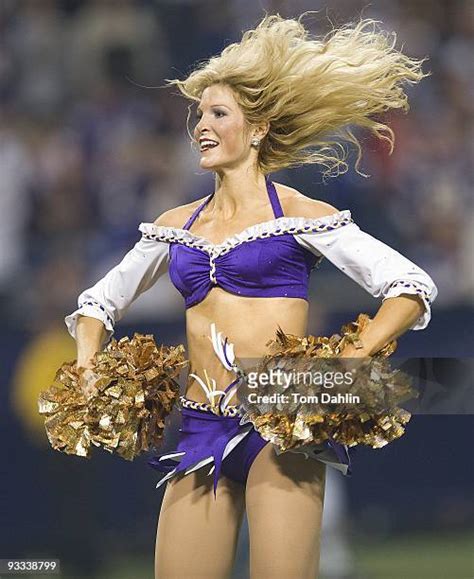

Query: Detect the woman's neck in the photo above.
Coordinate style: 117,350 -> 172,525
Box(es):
211,169 -> 269,218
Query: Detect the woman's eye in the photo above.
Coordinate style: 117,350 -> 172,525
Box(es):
195,111 -> 225,120
194,111 -> 226,125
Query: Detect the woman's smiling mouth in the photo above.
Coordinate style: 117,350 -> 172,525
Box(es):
199,138 -> 219,152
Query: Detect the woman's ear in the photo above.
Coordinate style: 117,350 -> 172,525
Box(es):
254,120 -> 270,140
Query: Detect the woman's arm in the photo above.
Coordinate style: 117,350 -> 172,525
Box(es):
66,203 -> 198,377
65,224 -> 172,346
76,316 -> 107,368
67,227 -> 171,394
338,295 -> 425,357
289,196 -> 438,353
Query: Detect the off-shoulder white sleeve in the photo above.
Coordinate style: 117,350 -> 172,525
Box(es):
64,228 -> 170,343
293,214 -> 438,330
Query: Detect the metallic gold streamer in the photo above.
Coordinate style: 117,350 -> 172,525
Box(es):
38,333 -> 187,460
240,314 -> 417,451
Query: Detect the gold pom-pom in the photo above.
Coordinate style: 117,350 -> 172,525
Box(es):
239,314 -> 417,452
38,333 -> 187,460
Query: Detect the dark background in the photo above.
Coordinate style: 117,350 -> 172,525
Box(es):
0,1 -> 472,578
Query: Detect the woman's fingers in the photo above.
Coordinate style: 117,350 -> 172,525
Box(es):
78,367 -> 100,399
337,355 -> 371,373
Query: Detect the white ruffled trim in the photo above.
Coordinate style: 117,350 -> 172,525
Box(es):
382,279 -> 434,331
139,211 -> 352,257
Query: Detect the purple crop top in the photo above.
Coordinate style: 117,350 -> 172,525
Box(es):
166,178 -> 338,308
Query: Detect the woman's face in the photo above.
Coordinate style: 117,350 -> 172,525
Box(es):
193,84 -> 253,172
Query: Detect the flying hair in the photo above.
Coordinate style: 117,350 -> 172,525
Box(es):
165,13 -> 428,178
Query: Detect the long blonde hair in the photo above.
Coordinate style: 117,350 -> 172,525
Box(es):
166,13 -> 427,177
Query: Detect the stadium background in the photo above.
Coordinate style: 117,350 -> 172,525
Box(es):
0,0 -> 472,577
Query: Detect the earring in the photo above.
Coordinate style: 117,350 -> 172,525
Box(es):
251,137 -> 261,148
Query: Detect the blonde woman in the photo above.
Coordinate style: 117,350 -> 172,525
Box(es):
66,14 -> 438,579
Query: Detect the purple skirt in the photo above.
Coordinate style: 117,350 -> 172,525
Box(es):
148,399 -> 353,499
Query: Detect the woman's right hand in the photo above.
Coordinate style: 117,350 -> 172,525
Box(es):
77,364 -> 100,400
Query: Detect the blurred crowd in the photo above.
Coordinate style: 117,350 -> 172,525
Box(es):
0,0 -> 472,332
1,3 -> 472,577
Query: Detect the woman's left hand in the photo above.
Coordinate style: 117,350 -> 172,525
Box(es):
337,344 -> 371,373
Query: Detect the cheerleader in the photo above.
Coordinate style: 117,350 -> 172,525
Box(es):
65,14 -> 437,579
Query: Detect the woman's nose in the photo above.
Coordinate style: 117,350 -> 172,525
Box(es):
196,118 -> 207,134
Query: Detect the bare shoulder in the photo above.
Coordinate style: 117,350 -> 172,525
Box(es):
273,182 -> 341,219
153,197 -> 209,228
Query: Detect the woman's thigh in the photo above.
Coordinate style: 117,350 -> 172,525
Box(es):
155,469 -> 246,579
245,444 -> 326,579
